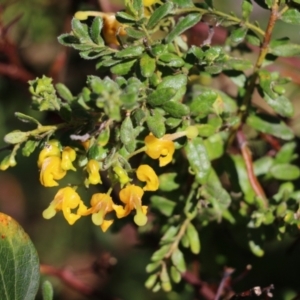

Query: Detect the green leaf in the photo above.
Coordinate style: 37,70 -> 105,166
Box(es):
203,133 -> 224,161
231,154 -> 256,204
162,100 -> 190,118
186,223 -> 200,254
151,245 -> 169,261
185,137 -> 211,184
151,195 -> 176,216
55,83 -> 74,102
145,274 -> 158,289
146,261 -> 161,273
270,164 -> 300,181
159,173 -> 179,191
146,110 -> 166,138
190,90 -> 218,118
242,0 -> 253,19
230,27 -> 248,44
71,18 -> 92,42
171,0 -> 194,7
147,87 -> 177,106
171,249 -> 186,273
15,112 -> 41,126
170,266 -> 181,283
158,53 -> 185,67
140,53 -> 156,78
253,156 -> 274,176
115,45 -> 144,58
249,240 -> 264,257
22,140 -> 38,157
165,13 -> 202,43
110,59 -> 136,75
120,116 -> 136,153
281,9 -> 300,25
147,2 -> 174,29
274,142 -> 297,164
269,38 -> 300,57
247,115 -> 294,140
125,27 -> 145,39
42,281 -> 54,300
0,213 -> 40,300
57,33 -> 80,46
90,17 -> 104,44
4,130 -> 28,144
116,11 -> 136,22
161,226 -> 179,243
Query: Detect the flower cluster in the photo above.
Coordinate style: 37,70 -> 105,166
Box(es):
40,130 -> 192,232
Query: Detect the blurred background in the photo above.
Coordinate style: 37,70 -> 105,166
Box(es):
1,0 -> 300,299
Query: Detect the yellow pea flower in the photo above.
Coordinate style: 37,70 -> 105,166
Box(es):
40,156 -> 67,187
42,187 -> 87,225
86,159 -> 102,185
82,193 -> 114,232
75,11 -> 126,45
61,147 -> 76,171
37,140 -> 61,168
144,133 -> 175,167
136,164 -> 159,191
113,184 -> 148,226
113,165 -> 131,186
143,0 -> 159,7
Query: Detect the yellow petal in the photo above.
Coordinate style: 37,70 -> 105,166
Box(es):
42,205 -> 57,219
113,204 -> 130,218
136,164 -> 159,191
100,220 -> 114,232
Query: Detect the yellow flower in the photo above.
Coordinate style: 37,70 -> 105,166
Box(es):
40,156 -> 67,187
75,11 -> 126,45
86,159 -> 102,185
61,147 -> 76,171
113,184 -> 148,226
38,140 -> 61,168
82,193 -> 114,232
42,187 -> 87,225
144,133 -> 175,167
143,0 -> 159,7
113,165 -> 131,186
136,164 -> 159,191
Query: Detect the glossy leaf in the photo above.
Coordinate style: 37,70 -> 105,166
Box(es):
147,2 -> 174,29
110,59 -> 136,75
247,115 -> 294,140
90,17 -> 104,44
186,223 -> 200,254
120,116 -> 136,153
270,164 -> 300,181
274,142 -> 297,164
242,0 -> 253,19
170,266 -> 181,283
151,196 -> 176,216
0,213 -> 40,300
146,110 -> 166,138
162,100 -> 190,118
185,137 -> 211,184
165,13 -> 202,43
140,53 -> 156,78
147,87 -> 177,106
281,9 -> 300,25
171,249 -> 186,272
230,27 -> 248,44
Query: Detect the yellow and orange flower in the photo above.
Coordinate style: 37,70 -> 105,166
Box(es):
42,187 -> 87,225
144,133 -> 175,167
82,193 -> 114,232
136,164 -> 159,191
86,159 -> 102,185
38,140 -> 60,168
61,147 -> 76,171
113,184 -> 148,226
40,156 -> 66,187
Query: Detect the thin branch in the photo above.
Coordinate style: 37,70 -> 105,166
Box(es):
236,129 -> 268,207
214,267 -> 235,300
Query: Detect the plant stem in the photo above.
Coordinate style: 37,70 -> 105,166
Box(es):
240,0 -> 279,123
